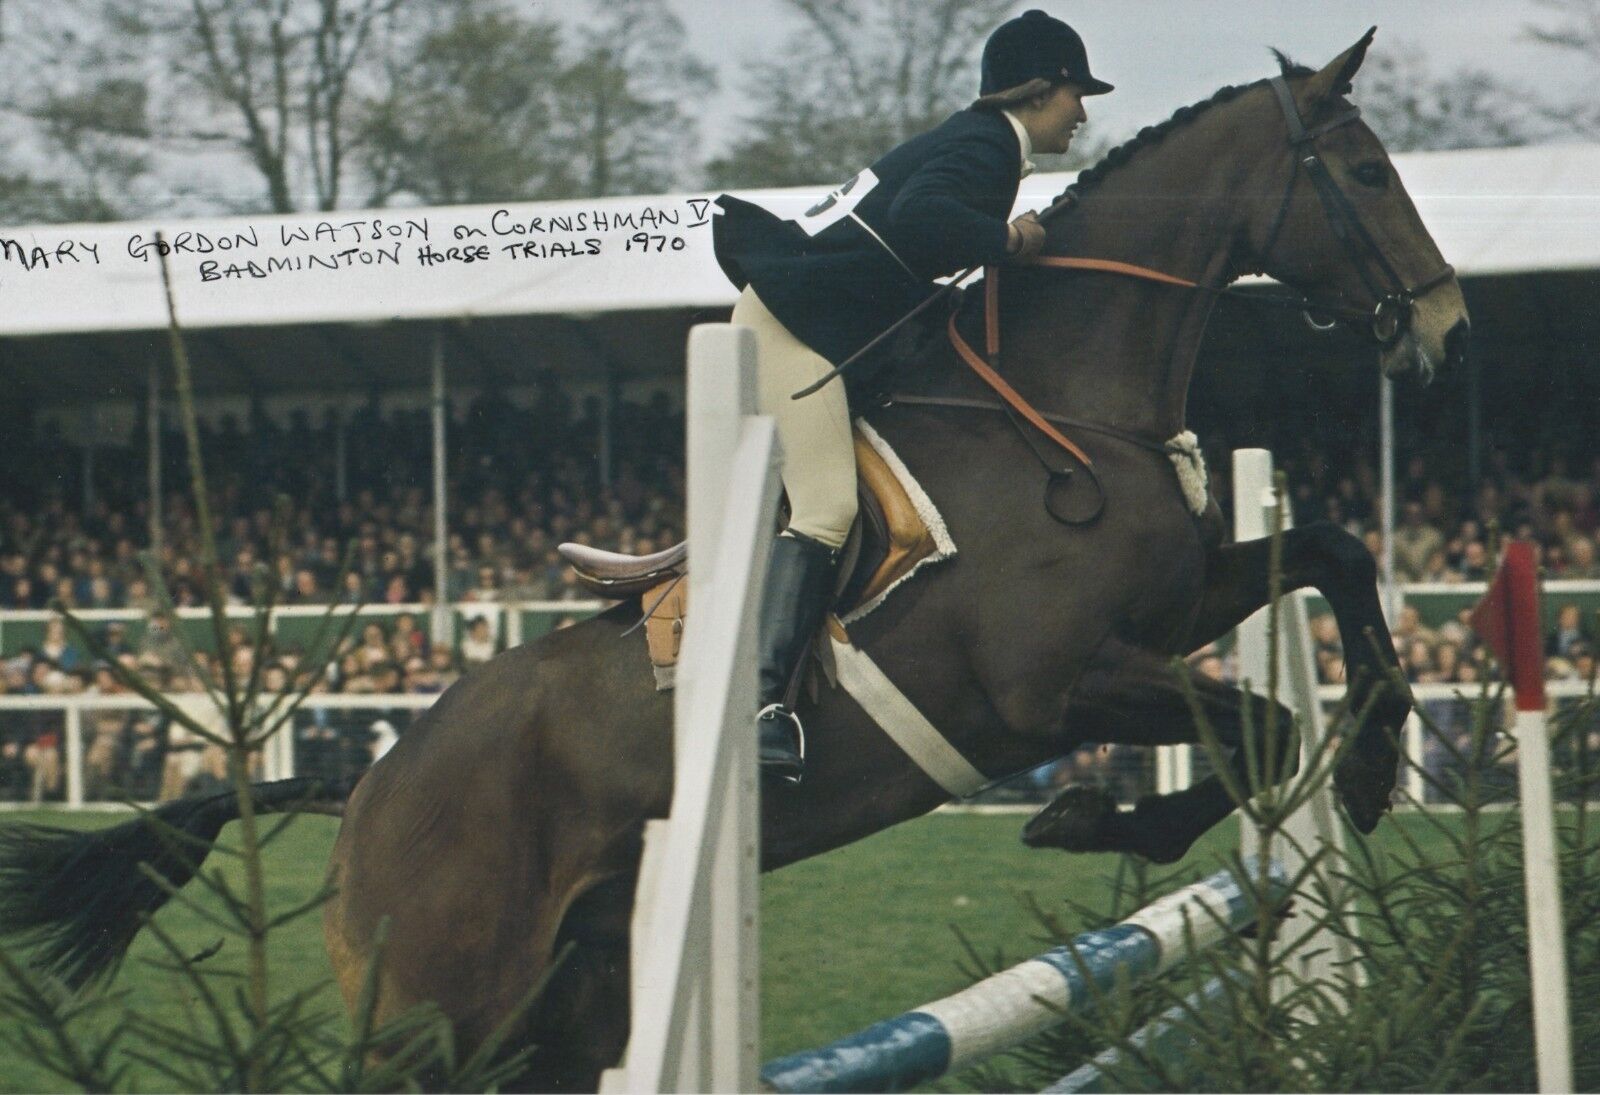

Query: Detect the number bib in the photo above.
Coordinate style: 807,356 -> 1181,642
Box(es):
795,169 -> 880,238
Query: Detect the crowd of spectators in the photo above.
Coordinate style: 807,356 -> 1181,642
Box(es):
0,378 -> 685,616
0,378 -> 687,801
0,381 -> 1597,803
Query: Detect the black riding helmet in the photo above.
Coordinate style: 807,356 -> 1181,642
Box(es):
975,9 -> 1114,108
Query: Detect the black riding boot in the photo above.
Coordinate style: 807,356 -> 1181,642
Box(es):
756,531 -> 840,783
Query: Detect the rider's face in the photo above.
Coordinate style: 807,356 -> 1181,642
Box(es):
1024,84 -> 1088,155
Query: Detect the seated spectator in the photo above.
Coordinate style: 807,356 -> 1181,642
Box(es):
337,570 -> 367,604
1394,501 -> 1443,582
38,616 -> 82,672
1571,643 -> 1595,684
1458,540 -> 1490,581
467,565 -> 501,604
459,616 -> 497,667
1392,605 -> 1438,653
369,662 -> 402,694
1309,613 -> 1343,684
391,612 -> 425,661
382,574 -> 411,604
291,568 -> 322,603
1403,638 -> 1437,683
356,623 -> 392,671
1434,641 -> 1464,683
1547,603 -> 1594,659
1564,535 -> 1599,579
428,646 -> 459,689
138,612 -> 184,670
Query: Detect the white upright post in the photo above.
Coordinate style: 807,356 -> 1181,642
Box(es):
64,704 -> 84,808
1404,712 -> 1426,806
148,362 -> 163,560
430,329 -> 451,648
1233,449 -> 1357,994
602,325 -> 777,1093
1379,377 -> 1397,623
1516,703 -> 1572,1094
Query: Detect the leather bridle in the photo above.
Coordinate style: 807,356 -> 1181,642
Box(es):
1257,75 -> 1456,346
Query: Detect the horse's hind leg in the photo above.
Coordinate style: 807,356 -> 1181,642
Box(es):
512,874 -> 635,1093
1023,637 -> 1298,865
1179,521 -> 1410,833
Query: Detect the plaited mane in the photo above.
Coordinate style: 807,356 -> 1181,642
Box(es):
952,54 -> 1319,321
1055,52 -> 1315,205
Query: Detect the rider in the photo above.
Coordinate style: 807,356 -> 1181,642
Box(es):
712,9 -> 1113,783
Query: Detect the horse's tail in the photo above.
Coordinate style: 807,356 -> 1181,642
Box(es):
0,773 -> 361,989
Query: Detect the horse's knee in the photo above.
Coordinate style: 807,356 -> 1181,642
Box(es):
1234,693 -> 1300,783
1300,520 -> 1376,587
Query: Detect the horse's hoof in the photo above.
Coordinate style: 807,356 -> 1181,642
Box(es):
1334,747 -> 1398,835
1021,784 -> 1118,852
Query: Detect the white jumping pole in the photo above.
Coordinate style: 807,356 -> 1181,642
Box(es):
601,325 -> 780,1093
1470,542 -> 1572,1094
1233,449 -> 1357,994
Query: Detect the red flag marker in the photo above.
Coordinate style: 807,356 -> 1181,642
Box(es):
1469,540 -> 1545,711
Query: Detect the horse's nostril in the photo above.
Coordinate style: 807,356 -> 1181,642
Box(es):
1444,318 -> 1471,369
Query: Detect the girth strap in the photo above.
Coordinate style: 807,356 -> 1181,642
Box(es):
885,393 -> 1170,455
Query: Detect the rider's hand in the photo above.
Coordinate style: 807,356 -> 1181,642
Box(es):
1005,212 -> 1046,260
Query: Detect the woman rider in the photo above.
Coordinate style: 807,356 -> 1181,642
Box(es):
712,10 -> 1114,782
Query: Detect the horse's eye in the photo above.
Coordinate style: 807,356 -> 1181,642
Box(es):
1353,161 -> 1388,189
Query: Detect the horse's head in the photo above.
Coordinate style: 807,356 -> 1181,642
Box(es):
1246,29 -> 1470,381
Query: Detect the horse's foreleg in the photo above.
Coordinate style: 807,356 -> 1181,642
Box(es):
1180,522 -> 1408,833
1023,638 -> 1298,865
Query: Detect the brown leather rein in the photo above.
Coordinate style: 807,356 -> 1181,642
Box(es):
945,255 -> 1208,469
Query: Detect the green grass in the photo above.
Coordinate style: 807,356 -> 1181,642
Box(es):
0,808 -> 1460,1092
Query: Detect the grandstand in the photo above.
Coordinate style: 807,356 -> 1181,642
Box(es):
0,143 -> 1596,807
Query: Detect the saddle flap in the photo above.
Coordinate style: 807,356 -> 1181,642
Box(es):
847,427 -> 939,614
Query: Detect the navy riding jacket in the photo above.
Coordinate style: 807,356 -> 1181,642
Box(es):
713,108 -> 1025,368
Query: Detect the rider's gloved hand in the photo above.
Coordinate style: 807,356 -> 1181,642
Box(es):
1005,212 -> 1046,260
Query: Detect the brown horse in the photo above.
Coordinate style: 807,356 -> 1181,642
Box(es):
0,33 -> 1468,1092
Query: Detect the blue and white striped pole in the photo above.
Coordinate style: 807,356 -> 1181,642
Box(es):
761,865 -> 1287,1094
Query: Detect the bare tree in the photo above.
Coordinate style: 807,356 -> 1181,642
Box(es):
706,0 -> 1019,189
1525,0 -> 1600,137
0,3 -> 156,220
2,0 -> 425,215
356,2 -> 575,206
554,0 -> 715,197
1357,44 -> 1553,152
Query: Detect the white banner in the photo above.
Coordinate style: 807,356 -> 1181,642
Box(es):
3,143 -> 1600,337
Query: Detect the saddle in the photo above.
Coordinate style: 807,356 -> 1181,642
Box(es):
559,423 -> 947,689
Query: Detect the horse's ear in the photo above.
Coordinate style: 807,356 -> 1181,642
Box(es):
1304,27 -> 1376,105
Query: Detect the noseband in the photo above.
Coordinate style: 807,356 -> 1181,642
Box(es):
1258,75 -> 1455,346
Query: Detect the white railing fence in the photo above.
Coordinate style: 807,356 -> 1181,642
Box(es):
0,692 -> 436,808
0,600 -> 608,660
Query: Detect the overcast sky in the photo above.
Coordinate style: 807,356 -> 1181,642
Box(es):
640,0 -> 1585,156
